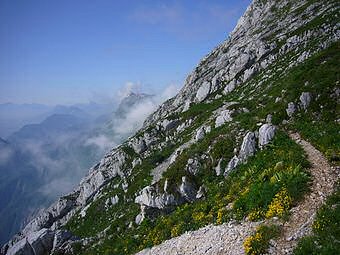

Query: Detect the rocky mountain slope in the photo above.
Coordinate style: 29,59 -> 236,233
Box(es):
2,0 -> 339,254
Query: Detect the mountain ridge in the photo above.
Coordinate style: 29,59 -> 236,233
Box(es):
2,0 -> 339,254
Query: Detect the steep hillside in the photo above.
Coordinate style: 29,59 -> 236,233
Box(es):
2,0 -> 339,254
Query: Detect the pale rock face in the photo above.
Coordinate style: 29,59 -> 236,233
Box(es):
52,230 -> 74,252
27,228 -> 54,255
7,229 -> 54,255
161,119 -> 180,131
195,81 -> 211,102
132,158 -> 142,168
286,102 -> 296,117
196,186 -> 206,199
225,155 -> 240,174
6,238 -> 34,255
186,158 -> 200,176
215,110 -> 233,128
243,66 -> 256,81
80,203 -> 91,217
135,186 -> 176,209
135,205 -> 146,225
223,80 -> 236,95
106,195 -> 119,207
131,138 -> 147,154
258,124 -> 276,148
179,176 -> 197,202
266,114 -> 273,124
182,101 -> 191,112
239,132 -> 256,161
170,148 -> 183,164
299,92 -> 312,110
195,126 -> 206,141
215,158 -> 223,176
21,194 -> 77,237
77,149 -> 126,205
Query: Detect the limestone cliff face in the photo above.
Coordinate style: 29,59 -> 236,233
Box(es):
2,0 -> 339,254
144,0 -> 339,125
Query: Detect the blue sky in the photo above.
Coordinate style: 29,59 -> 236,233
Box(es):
0,0 -> 250,105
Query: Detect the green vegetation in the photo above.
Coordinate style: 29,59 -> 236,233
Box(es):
293,183 -> 340,255
243,224 -> 281,255
62,14 -> 340,255
65,130 -> 309,254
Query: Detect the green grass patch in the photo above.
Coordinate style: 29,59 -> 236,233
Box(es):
293,183 -> 340,255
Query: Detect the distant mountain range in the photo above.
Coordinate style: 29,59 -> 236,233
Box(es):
0,102 -> 116,138
0,92 -> 155,245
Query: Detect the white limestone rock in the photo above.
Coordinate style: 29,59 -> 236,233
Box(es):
52,230 -> 75,252
195,126 -> 206,141
258,124 -> 276,148
135,186 -> 176,209
131,138 -> 147,154
6,238 -> 34,255
195,81 -> 211,102
27,228 -> 54,255
239,132 -> 256,161
299,92 -> 312,110
179,176 -> 197,202
196,186 -> 206,199
286,102 -> 296,117
132,158 -> 142,168
215,110 -> 233,128
215,159 -> 223,176
225,155 -> 240,174
223,80 -> 236,95
186,158 -> 200,176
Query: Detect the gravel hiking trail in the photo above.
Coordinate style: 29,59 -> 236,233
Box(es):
136,132 -> 338,255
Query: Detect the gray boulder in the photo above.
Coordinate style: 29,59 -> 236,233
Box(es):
179,176 -> 197,202
266,114 -> 272,124
161,119 -> 180,131
135,205 -> 146,225
258,124 -> 276,148
225,155 -> 240,174
223,80 -> 236,95
239,132 -> 256,161
196,186 -> 206,199
186,158 -> 200,176
195,127 -> 206,141
286,102 -> 296,117
299,92 -> 312,110
215,110 -> 233,128
215,159 -> 223,176
131,138 -> 147,154
135,186 -> 176,209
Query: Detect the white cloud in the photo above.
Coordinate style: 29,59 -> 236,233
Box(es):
0,147 -> 13,165
85,135 -> 116,151
113,100 -> 157,137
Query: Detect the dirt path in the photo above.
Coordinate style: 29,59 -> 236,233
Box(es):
136,133 -> 338,255
268,132 -> 339,254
